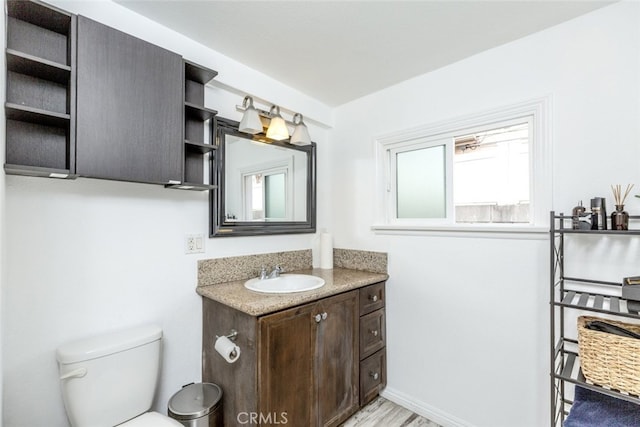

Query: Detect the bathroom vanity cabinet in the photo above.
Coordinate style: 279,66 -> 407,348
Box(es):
202,281 -> 387,427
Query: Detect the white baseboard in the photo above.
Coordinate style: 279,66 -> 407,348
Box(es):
380,387 -> 477,427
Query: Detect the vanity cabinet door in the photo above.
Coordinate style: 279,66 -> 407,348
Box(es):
315,291 -> 360,427
258,302 -> 316,427
258,290 -> 359,427
76,16 -> 182,184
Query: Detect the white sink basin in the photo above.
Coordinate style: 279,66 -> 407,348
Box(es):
244,274 -> 325,294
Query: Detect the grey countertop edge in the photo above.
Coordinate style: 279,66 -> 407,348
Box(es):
196,267 -> 389,317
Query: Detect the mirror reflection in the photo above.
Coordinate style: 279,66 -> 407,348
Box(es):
224,135 -> 308,222
210,117 -> 316,237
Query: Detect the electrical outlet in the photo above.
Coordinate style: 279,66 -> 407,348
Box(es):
185,233 -> 205,254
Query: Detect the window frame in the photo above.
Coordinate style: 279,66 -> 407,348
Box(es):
373,96 -> 552,236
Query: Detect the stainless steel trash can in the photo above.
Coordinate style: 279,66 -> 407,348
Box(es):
168,383 -> 223,427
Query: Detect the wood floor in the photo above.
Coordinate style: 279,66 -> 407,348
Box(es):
341,397 -> 442,427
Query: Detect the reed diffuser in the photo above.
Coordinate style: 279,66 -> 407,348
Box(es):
611,184 -> 634,230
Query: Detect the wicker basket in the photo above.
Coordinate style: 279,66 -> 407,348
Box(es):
578,316 -> 640,395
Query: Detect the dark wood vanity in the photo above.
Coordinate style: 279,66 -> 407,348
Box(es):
201,275 -> 387,427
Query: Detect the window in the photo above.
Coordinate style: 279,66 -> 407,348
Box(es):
374,97 -> 551,233
453,120 -> 531,223
228,158 -> 294,222
243,171 -> 288,220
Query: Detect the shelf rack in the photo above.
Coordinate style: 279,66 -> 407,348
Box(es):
550,211 -> 640,426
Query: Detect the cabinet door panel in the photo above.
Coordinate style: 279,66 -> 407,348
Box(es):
259,303 -> 316,427
76,16 -> 182,184
316,291 -> 360,427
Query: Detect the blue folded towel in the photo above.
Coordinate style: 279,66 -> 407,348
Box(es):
565,386 -> 640,427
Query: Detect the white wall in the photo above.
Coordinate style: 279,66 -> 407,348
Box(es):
1,1 -> 330,426
331,2 -> 640,426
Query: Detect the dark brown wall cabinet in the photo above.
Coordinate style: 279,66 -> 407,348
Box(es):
5,1 -> 219,188
203,282 -> 387,427
4,0 -> 76,178
75,16 -> 183,185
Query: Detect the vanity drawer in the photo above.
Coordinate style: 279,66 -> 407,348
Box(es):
360,349 -> 386,406
359,309 -> 385,360
359,282 -> 385,315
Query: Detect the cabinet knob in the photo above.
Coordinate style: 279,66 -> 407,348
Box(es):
369,295 -> 378,302
314,314 -> 322,323
369,329 -> 379,337
369,371 -> 379,380
321,312 -> 328,320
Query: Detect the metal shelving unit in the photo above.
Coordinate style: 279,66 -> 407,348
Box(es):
550,211 -> 640,426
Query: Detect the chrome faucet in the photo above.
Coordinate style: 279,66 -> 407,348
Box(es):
259,265 -> 283,280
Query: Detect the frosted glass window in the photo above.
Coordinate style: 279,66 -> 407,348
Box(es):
265,173 -> 286,219
396,145 -> 446,218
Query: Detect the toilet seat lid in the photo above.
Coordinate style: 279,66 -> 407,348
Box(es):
118,412 -> 183,427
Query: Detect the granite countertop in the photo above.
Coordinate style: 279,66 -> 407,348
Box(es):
196,267 -> 389,316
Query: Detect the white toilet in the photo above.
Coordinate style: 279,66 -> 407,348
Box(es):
56,324 -> 183,427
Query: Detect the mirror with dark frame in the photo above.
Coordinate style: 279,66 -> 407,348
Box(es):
210,117 -> 317,237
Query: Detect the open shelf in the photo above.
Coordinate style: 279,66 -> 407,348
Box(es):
5,0 -> 76,179
6,103 -> 70,127
4,163 -> 71,178
165,182 -> 217,191
554,340 -> 640,406
166,59 -> 217,191
555,289 -> 640,320
185,102 -> 218,121
552,213 -> 640,235
185,60 -> 218,84
185,140 -> 216,154
6,49 -> 70,83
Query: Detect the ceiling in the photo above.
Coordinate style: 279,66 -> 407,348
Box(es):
115,0 -> 613,107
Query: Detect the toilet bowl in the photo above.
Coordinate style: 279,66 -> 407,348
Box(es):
56,325 -> 182,427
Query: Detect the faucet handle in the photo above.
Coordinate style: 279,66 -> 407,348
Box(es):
259,266 -> 268,280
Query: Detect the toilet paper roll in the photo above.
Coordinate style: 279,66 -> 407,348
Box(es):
319,232 -> 333,269
311,233 -> 321,268
214,336 -> 240,363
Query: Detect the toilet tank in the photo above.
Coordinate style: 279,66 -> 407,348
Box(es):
56,325 -> 163,427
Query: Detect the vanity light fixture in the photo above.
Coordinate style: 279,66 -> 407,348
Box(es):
238,96 -> 263,134
265,105 -> 289,141
236,96 -> 312,143
290,113 -> 311,146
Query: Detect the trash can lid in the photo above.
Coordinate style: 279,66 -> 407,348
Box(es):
168,383 -> 222,419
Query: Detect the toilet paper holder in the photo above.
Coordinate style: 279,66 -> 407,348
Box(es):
214,329 -> 240,362
215,329 -> 238,342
